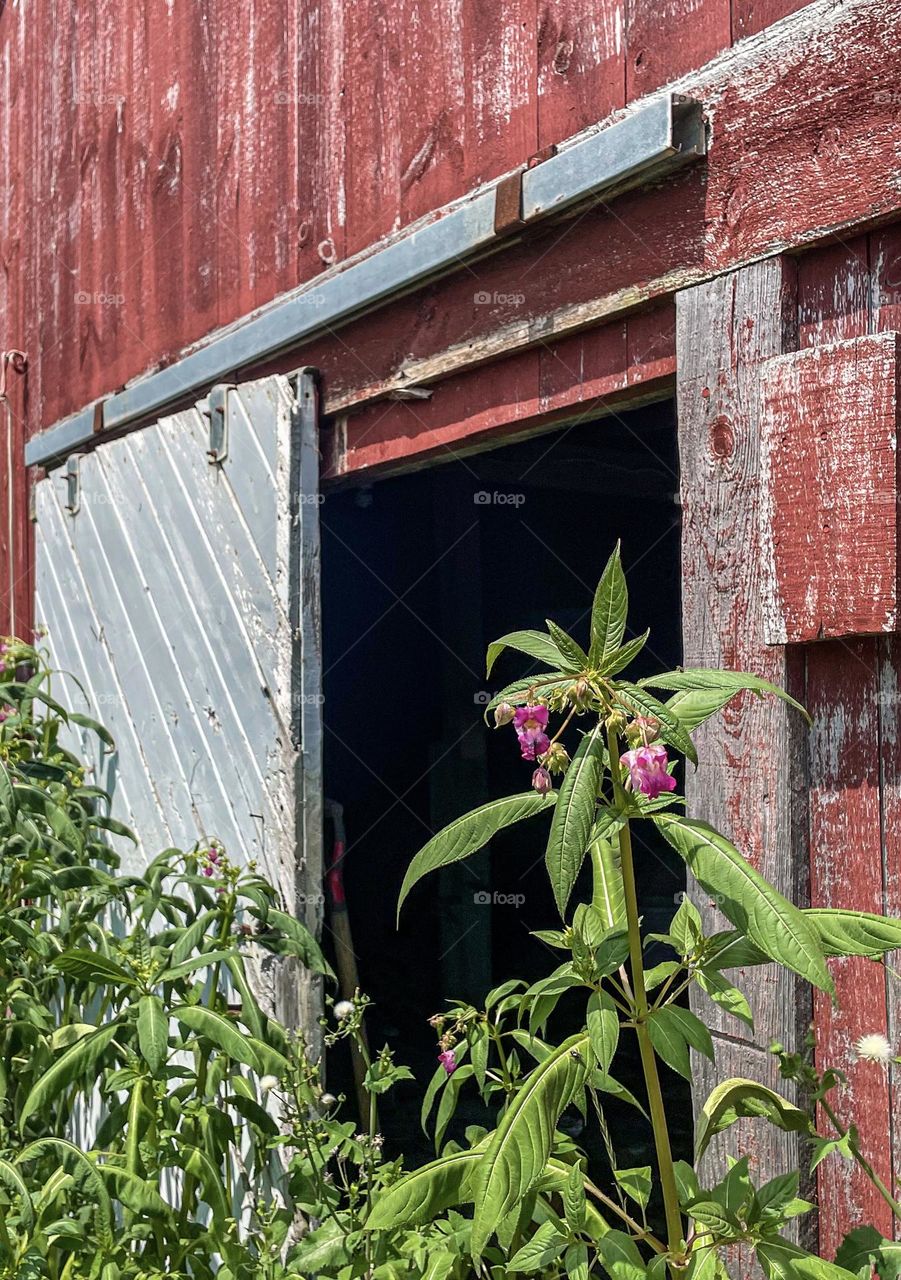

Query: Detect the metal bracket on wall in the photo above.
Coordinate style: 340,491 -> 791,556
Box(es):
204,384 -> 234,464
64,455 -> 80,515
25,93 -> 705,471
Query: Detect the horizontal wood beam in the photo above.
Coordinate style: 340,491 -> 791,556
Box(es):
299,0 -> 901,441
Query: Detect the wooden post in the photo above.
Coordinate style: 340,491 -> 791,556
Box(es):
676,259 -> 815,1260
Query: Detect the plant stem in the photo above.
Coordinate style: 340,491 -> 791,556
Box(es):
820,1095 -> 901,1219
606,723 -> 684,1265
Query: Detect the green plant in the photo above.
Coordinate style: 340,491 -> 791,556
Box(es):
381,545 -> 901,1280
0,639 -> 536,1280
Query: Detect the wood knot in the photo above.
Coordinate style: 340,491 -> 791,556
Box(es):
709,416 -> 734,460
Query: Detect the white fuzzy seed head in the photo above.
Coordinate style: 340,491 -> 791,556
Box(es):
259,1075 -> 280,1093
855,1033 -> 892,1064
333,1000 -> 355,1021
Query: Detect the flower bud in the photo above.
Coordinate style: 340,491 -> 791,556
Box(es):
532,766 -> 552,795
569,678 -> 592,710
625,714 -> 661,746
543,742 -> 570,775
493,701 -> 515,727
605,709 -> 628,735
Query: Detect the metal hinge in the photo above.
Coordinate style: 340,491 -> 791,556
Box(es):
64,455 -> 80,515
204,384 -> 234,464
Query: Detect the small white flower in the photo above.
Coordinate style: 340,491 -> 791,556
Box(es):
319,1092 -> 337,1109
333,1000 -> 355,1021
259,1074 -> 280,1093
854,1033 -> 893,1064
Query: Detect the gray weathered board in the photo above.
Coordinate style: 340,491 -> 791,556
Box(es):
33,372 -> 322,1031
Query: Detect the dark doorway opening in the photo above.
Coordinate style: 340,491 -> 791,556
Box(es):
320,399 -> 689,1208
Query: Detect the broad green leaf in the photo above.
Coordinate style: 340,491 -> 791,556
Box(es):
667,686 -> 740,733
51,949 -> 134,986
136,995 -> 168,1074
590,543 -> 628,667
596,1229 -> 648,1280
640,668 -> 811,726
615,683 -> 698,766
17,1139 -> 114,1247
470,1033 -> 590,1254
155,949 -> 235,982
804,908 -> 901,958
590,837 -> 625,931
601,630 -> 650,679
399,792 -> 556,917
507,1221 -> 569,1273
0,1158 -> 33,1229
486,630 -> 568,676
68,711 -> 115,746
587,990 -> 619,1073
614,1165 -> 652,1210
181,1146 -> 229,1221
697,967 -> 754,1030
835,1226 -> 901,1278
19,1023 -> 121,1131
647,1007 -> 692,1079
546,727 -> 605,915
564,1161 -> 587,1232
695,1078 -> 809,1160
95,1165 -> 171,1218
757,1240 -> 859,1280
365,1148 -> 481,1229
260,908 -> 333,976
655,816 -> 833,994
172,1005 -> 261,1071
545,620 -> 589,672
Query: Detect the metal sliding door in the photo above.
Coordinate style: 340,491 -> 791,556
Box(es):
34,371 -> 322,1029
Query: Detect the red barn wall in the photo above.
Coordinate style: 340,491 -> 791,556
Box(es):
0,0 -> 815,449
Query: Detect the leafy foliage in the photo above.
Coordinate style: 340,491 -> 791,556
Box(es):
390,553 -> 901,1279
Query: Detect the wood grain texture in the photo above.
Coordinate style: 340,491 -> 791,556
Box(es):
6,0 -> 901,457
537,0 -> 625,149
626,0 -> 730,98
676,260 -> 813,1213
798,239 -> 898,1252
759,333 -> 900,644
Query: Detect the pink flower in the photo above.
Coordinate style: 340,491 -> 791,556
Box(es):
0,706 -> 12,723
202,865 -> 214,877
513,704 -> 550,761
620,744 -> 677,800
532,766 -> 552,795
437,1049 -> 457,1076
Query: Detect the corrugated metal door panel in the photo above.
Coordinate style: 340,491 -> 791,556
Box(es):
34,373 -> 321,1028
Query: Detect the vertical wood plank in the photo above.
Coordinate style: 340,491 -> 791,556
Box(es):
462,0 -> 537,190
870,229 -> 901,1243
677,259 -> 813,1262
626,0 -> 730,99
397,0 -> 467,227
536,0 -> 624,149
798,238 -> 895,1253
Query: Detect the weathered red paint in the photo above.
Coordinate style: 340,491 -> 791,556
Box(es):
798,239 -> 898,1251
760,332 -> 900,643
326,307 -> 676,478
